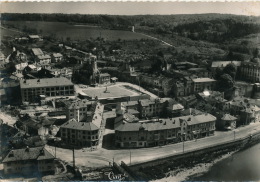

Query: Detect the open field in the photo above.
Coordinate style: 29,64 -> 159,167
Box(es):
0,27 -> 21,40
3,21 -> 152,41
82,85 -> 139,99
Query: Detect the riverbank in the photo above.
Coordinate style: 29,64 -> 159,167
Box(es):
153,151 -> 237,182
134,145 -> 240,181
129,125 -> 260,181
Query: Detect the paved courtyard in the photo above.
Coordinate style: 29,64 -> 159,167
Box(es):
82,85 -> 139,99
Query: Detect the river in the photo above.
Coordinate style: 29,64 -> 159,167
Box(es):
189,142 -> 260,181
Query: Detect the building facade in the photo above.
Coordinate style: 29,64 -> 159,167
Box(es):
115,113 -> 216,148
192,78 -> 216,93
240,61 -> 260,82
20,77 -> 74,102
60,118 -> 100,147
2,146 -> 55,175
65,99 -> 95,121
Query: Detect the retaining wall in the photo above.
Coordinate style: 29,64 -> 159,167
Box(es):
130,131 -> 260,170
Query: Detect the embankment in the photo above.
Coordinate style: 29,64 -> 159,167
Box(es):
128,131 -> 260,181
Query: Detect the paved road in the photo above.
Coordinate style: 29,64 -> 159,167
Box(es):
137,32 -> 174,47
48,121 -> 260,168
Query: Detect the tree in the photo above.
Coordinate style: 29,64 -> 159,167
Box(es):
5,62 -> 16,74
223,63 -> 237,79
218,74 -> 234,92
227,50 -> 234,60
215,67 -> 223,80
253,48 -> 259,58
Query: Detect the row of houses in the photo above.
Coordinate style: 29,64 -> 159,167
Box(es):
114,113 -> 216,148
31,48 -> 63,65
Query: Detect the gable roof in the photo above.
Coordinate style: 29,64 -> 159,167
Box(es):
31,48 -> 44,56
2,146 -> 54,163
115,114 -> 216,132
221,114 -> 237,121
60,118 -> 99,131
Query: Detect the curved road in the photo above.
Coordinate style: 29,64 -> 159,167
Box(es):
47,121 -> 260,168
137,32 -> 174,47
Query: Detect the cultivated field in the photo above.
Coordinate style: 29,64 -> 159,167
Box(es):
3,21 -> 151,41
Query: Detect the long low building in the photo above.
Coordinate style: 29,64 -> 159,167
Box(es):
2,146 -> 55,175
115,113 -> 216,148
20,77 -> 74,102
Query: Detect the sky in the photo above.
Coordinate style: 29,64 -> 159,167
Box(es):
1,1 -> 260,16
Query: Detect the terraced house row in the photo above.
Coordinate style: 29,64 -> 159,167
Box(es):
114,113 -> 216,148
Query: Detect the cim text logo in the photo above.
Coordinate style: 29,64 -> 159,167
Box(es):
104,171 -> 128,181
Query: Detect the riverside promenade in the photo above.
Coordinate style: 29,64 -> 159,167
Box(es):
45,120 -> 260,168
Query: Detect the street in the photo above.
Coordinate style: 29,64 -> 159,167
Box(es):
46,121 -> 260,168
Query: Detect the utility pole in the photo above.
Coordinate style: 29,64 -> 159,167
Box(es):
72,147 -> 75,170
130,149 -> 132,165
182,134 -> 185,154
234,130 -> 236,140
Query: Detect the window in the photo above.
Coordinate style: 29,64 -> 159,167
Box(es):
129,137 -> 132,140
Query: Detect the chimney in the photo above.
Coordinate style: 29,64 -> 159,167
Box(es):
25,146 -> 30,152
40,149 -> 45,156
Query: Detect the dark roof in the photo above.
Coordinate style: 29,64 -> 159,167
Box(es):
22,117 -> 55,129
181,108 -> 204,116
2,146 -> 54,163
66,99 -> 94,109
20,77 -> 73,89
60,118 -> 99,131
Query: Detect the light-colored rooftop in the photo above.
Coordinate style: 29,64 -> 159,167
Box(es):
28,35 -> 40,39
37,54 -> 51,60
52,53 -> 63,57
211,61 -> 241,68
115,114 -> 216,132
32,48 -> 44,56
192,78 -> 216,83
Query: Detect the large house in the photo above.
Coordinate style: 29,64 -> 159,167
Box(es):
65,99 -> 95,121
60,101 -> 104,147
51,53 -> 63,63
60,119 -> 100,147
2,146 -> 55,175
192,78 -> 216,93
240,61 -> 260,82
115,113 -> 216,148
20,77 -> 74,102
211,61 -> 241,74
